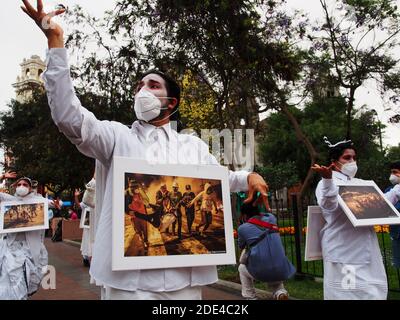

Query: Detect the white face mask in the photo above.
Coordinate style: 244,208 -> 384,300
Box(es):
339,161 -> 358,178
389,174 -> 400,185
134,89 -> 169,122
16,186 -> 30,197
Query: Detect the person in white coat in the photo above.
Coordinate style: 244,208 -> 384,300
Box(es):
311,138 -> 400,300
0,177 -> 53,300
74,177 -> 96,267
21,0 -> 271,300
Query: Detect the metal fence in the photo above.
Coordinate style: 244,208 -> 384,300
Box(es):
270,192 -> 400,293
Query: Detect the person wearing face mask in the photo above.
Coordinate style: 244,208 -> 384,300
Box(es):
311,138 -> 400,300
0,177 -> 57,299
22,0 -> 271,300
385,161 -> 400,268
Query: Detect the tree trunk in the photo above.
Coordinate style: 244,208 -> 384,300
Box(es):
346,87 -> 356,140
279,102 -> 319,198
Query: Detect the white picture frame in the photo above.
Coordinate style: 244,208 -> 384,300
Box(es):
112,157 -> 235,271
80,207 -> 90,229
304,206 -> 326,261
336,180 -> 400,227
0,199 -> 49,234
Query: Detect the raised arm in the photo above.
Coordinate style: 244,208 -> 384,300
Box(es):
21,0 -> 117,164
21,0 -> 65,49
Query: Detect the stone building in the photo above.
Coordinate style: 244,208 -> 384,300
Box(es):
12,55 -> 46,103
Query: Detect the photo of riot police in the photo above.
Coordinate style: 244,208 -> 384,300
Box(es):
123,173 -> 226,257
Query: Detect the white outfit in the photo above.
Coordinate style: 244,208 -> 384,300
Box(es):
42,48 -> 250,298
0,192 -> 52,300
316,171 -> 400,300
101,285 -> 202,300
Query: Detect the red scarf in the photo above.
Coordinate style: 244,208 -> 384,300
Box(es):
247,216 -> 279,232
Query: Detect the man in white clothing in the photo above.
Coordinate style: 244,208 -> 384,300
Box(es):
21,0 -> 270,300
312,138 -> 400,300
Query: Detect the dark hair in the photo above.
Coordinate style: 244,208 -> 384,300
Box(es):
240,193 -> 260,218
16,177 -> 32,188
390,160 -> 400,170
328,142 -> 356,161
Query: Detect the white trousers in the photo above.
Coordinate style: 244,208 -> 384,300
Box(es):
323,236 -> 388,300
238,264 -> 285,299
101,285 -> 202,300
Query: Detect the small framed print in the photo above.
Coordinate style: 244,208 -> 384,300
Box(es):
0,199 -> 48,234
80,207 -> 90,229
304,206 -> 326,261
112,157 -> 236,271
336,180 -> 400,227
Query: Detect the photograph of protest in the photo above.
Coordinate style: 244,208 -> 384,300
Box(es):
0,200 -> 48,233
123,173 -> 226,257
112,158 -> 235,271
80,207 -> 90,229
337,181 -> 400,227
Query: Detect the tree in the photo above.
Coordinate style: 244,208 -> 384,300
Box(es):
259,96 -> 384,186
0,89 -> 126,195
316,0 -> 400,139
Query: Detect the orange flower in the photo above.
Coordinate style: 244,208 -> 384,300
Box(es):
233,229 -> 238,238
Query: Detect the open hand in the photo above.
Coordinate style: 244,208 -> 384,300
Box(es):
311,163 -> 335,179
21,0 -> 66,48
243,173 -> 271,212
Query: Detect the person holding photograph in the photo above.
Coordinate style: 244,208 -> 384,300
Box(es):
21,0 -> 270,300
0,177 -> 56,300
311,137 -> 400,300
385,161 -> 400,269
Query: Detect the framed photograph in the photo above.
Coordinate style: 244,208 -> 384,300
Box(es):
0,199 -> 49,234
336,180 -> 400,227
304,206 -> 326,261
112,157 -> 235,271
80,207 -> 90,229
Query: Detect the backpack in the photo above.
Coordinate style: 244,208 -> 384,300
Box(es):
246,214 -> 296,282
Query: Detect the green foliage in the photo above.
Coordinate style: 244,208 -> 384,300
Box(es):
0,89 -> 132,194
256,162 -> 299,192
258,96 -> 384,186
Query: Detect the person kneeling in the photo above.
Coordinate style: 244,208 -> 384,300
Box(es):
238,193 -> 295,300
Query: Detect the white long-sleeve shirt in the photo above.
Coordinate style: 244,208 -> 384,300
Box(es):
42,48 -> 250,291
316,171 -> 400,264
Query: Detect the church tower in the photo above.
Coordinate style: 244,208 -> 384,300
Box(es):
12,55 -> 46,103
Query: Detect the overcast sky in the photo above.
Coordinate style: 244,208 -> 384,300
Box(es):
0,0 -> 399,152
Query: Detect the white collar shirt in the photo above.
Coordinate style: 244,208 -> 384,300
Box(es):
43,48 -> 250,291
